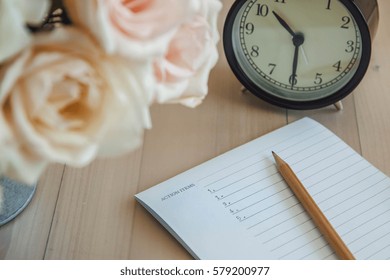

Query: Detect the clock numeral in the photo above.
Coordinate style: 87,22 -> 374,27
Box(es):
314,73 -> 323,85
341,16 -> 351,29
333,60 -> 342,72
275,0 -> 286,3
251,45 -> 260,57
268,63 -> 277,75
345,40 -> 355,53
289,74 -> 298,86
245,23 -> 255,35
256,4 -> 269,17
326,0 -> 331,10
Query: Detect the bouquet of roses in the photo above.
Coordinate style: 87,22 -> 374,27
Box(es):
0,0 -> 222,188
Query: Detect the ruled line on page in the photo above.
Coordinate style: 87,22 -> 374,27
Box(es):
366,243 -> 390,259
208,164 -> 276,194
335,195 -> 390,233
196,124 -> 324,183
247,202 -> 302,230
271,226 -> 319,252
341,207 -> 390,237
283,134 -> 335,161
263,218 -> 312,244
237,194 -> 296,223
330,185 -> 390,223
300,242 -> 333,260
319,173 -> 384,211
202,158 -> 269,190
218,172 -> 278,200
313,167 -> 378,201
254,209 -> 306,237
230,181 -> 286,214
278,232 -> 324,259
355,231 -> 390,254
293,146 -> 350,174
300,154 -> 359,186
349,219 -> 390,246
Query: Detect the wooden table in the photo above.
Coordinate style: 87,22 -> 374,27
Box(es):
1,0 -> 390,260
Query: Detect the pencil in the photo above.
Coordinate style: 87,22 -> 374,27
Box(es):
272,151 -> 355,260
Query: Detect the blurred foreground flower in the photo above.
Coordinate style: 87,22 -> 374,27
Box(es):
64,0 -> 199,59
0,28 -> 152,184
0,0 -> 222,184
0,0 -> 50,63
154,0 -> 221,107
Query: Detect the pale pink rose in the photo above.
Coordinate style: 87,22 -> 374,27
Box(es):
63,0 -> 199,59
153,0 -> 222,107
0,28 -> 153,184
0,0 -> 49,63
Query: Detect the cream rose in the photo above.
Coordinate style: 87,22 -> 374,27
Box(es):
153,0 -> 222,107
63,0 -> 199,59
0,0 -> 49,63
0,28 -> 153,184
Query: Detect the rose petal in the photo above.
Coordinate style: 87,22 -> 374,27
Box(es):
0,0 -> 30,63
16,0 -> 50,24
153,0 -> 222,107
64,0 -> 199,58
0,0 -> 49,63
0,144 -> 48,185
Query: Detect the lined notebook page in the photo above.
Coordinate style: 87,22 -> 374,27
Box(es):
136,118 -> 390,260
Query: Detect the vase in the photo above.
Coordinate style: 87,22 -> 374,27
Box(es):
0,176 -> 36,226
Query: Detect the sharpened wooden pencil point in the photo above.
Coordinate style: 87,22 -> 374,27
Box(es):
272,152 -> 355,260
272,151 -> 281,163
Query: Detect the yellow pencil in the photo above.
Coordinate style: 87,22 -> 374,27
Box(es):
272,151 -> 355,260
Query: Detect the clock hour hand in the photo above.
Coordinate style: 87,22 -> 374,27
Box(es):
272,11 -> 296,37
272,11 -> 305,87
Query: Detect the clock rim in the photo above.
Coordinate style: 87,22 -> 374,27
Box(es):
223,0 -> 372,110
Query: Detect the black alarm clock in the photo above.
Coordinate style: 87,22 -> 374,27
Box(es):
223,0 -> 379,110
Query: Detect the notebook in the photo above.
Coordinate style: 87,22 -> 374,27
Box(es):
135,118 -> 390,260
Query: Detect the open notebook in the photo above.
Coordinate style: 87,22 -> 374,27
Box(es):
135,118 -> 390,260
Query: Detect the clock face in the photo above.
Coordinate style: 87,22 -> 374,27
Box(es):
224,0 -> 371,109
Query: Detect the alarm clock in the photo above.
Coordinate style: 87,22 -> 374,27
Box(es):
223,0 -> 379,110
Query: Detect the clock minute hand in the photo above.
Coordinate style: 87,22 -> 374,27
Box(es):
290,33 -> 305,87
272,11 -> 296,37
291,44 -> 299,87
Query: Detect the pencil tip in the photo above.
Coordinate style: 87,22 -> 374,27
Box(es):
272,151 -> 282,164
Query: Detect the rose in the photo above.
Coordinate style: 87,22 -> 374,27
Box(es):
63,0 -> 199,59
0,28 -> 153,184
63,0 -> 222,108
0,0 -> 49,63
153,0 -> 222,108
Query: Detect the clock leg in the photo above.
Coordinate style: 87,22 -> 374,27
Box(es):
241,86 -> 249,94
334,101 -> 344,111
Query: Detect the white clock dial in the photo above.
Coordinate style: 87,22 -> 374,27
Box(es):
231,0 -> 364,102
